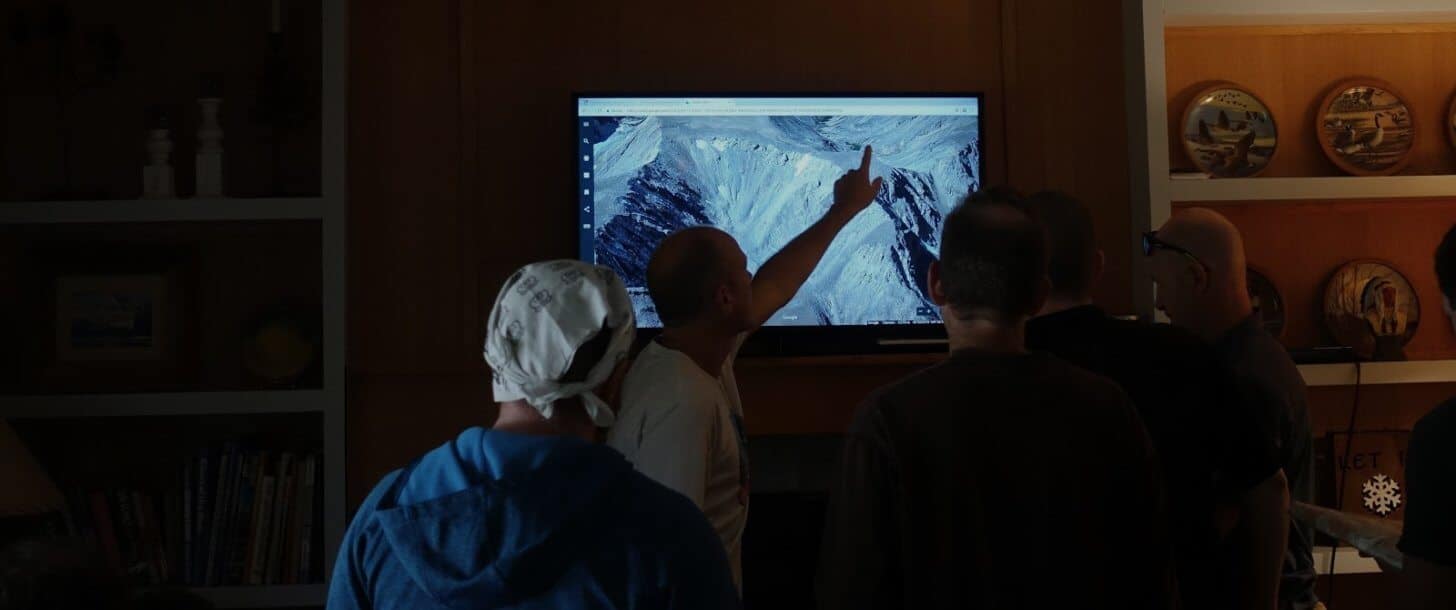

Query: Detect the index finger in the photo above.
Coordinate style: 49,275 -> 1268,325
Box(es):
858,145 -> 874,173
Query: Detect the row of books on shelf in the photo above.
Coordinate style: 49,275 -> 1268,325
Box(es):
62,444 -> 324,587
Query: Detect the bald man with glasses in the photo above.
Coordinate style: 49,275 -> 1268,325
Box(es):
1149,208 -> 1317,610
1021,192 -> 1286,610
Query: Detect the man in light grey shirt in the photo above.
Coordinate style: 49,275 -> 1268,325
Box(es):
608,147 -> 884,588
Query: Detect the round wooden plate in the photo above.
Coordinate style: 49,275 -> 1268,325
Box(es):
1180,82 -> 1278,178
1323,259 -> 1420,360
1316,78 -> 1416,177
1448,90 -> 1456,152
1246,266 -> 1285,340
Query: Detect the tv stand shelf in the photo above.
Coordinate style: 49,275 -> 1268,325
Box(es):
737,353 -> 946,368
0,198 -> 324,224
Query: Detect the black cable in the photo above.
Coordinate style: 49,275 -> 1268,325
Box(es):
1326,361 -> 1363,604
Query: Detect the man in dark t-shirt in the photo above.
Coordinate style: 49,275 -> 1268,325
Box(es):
1393,223 -> 1456,609
1019,192 -> 1286,610
1212,314 -> 1316,606
816,191 -> 1176,610
1151,208 -> 1313,610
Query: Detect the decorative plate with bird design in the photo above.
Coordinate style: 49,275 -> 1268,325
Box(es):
1447,92 -> 1456,152
1323,260 -> 1420,361
1246,266 -> 1285,340
1181,83 -> 1278,178
1317,78 -> 1415,176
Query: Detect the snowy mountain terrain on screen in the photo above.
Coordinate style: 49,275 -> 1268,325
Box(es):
591,114 -> 981,327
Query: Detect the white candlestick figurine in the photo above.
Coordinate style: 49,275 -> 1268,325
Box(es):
142,128 -> 175,199
195,97 -> 224,197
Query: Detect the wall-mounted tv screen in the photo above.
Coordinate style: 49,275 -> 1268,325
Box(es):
576,95 -> 982,349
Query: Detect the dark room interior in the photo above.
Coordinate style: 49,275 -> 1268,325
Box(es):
5,0 -> 1456,609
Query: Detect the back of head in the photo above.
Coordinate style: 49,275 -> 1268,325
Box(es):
645,227 -> 732,327
483,260 -> 636,429
939,188 -> 1048,323
1437,222 -> 1456,306
1018,191 -> 1097,299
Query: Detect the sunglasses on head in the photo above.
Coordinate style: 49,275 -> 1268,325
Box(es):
1142,231 -> 1209,271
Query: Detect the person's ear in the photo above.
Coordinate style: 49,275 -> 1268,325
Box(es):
716,283 -> 734,310
599,358 -> 631,413
1093,249 -> 1106,286
928,260 -> 947,305
1184,261 -> 1209,294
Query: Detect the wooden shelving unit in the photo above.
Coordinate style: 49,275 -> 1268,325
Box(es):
1169,176 -> 1456,203
737,352 -> 946,368
189,584 -> 327,609
1124,8 -> 1444,599
1125,1 -> 1456,388
1299,360 -> 1456,387
0,391 -> 327,419
0,198 -> 324,224
0,0 -> 347,604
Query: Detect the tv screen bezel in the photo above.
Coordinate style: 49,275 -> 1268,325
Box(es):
574,91 -> 986,356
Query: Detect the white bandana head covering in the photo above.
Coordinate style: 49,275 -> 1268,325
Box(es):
484,260 -> 635,427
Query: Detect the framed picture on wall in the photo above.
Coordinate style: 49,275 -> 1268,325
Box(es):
19,245 -> 197,393
54,273 -> 172,363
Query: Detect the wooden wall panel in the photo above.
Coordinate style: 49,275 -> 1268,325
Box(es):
737,361 -> 934,436
345,373 -> 493,507
1003,0 -> 1134,314
468,0 -> 1005,272
1184,199 -> 1456,360
347,0 -> 471,375
1166,25 -> 1456,177
348,0 -> 1138,501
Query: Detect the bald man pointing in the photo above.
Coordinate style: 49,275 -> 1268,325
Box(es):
1149,208 -> 1317,610
607,147 -> 884,590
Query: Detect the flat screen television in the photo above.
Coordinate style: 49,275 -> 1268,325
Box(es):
576,94 -> 983,355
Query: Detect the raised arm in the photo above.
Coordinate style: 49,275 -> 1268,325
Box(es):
748,146 -> 883,328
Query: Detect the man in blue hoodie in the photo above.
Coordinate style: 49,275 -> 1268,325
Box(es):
328,260 -> 741,610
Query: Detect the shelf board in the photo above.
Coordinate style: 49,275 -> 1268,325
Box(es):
189,584 -> 326,609
737,352 -> 946,368
1312,546 -> 1384,575
1299,360 -> 1456,387
1166,14 -> 1456,30
0,198 -> 324,224
0,390 -> 326,419
1169,175 -> 1456,203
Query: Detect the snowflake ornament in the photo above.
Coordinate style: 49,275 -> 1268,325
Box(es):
1361,474 -> 1402,516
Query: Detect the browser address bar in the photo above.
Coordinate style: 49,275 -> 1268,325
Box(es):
590,105 -> 848,115
583,106 -> 974,116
